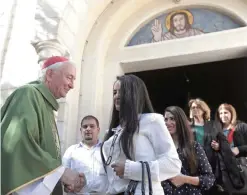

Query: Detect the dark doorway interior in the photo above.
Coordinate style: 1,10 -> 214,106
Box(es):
129,57 -> 247,122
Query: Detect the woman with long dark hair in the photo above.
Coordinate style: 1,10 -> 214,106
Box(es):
100,75 -> 181,195
162,106 -> 215,195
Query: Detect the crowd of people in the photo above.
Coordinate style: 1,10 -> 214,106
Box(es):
1,56 -> 247,195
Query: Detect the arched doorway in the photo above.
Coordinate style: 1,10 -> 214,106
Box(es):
78,0 -> 247,133
129,57 -> 247,122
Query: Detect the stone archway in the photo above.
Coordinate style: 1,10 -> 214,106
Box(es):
78,0 -> 247,137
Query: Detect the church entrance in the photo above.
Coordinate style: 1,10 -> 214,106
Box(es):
128,57 -> 247,122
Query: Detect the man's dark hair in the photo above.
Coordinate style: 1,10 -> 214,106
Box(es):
81,115 -> 99,127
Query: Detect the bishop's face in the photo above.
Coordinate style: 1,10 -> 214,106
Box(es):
46,63 -> 76,99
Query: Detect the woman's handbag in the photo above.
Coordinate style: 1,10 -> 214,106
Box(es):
124,161 -> 153,195
219,155 -> 247,194
215,132 -> 247,194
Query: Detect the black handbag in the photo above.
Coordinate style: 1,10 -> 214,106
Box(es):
220,155 -> 247,194
124,161 -> 153,195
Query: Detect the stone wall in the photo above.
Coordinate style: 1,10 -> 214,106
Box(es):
0,0 -> 91,153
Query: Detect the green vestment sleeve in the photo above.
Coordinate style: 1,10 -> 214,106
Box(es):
1,81 -> 62,195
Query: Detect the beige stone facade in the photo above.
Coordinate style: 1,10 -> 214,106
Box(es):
1,0 -> 247,153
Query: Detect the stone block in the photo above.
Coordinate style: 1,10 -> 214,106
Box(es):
0,26 -> 8,53
69,0 -> 89,17
57,22 -> 76,51
36,0 -> 66,18
57,101 -> 67,122
61,4 -> 79,34
35,17 -> 60,40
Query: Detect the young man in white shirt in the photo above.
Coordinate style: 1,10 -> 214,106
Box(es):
63,115 -> 108,195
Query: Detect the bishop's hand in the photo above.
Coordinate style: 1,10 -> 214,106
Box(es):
61,168 -> 86,192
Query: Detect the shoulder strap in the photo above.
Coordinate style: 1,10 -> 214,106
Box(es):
140,161 -> 145,195
144,161 -> 153,195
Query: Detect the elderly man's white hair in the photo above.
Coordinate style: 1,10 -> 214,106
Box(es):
39,56 -> 75,81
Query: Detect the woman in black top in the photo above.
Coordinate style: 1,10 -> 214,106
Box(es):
162,106 -> 215,195
209,103 -> 247,194
213,103 -> 247,157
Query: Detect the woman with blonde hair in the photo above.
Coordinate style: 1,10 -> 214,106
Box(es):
188,98 -> 212,147
189,98 -> 211,123
188,98 -> 222,194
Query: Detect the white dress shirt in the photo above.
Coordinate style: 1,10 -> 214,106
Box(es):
62,141 -> 108,195
103,113 -> 182,195
13,166 -> 65,195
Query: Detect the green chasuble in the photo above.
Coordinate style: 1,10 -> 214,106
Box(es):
1,80 -> 62,195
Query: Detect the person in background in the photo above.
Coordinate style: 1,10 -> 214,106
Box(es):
63,115 -> 108,195
188,98 -> 220,190
213,103 -> 247,155
1,56 -> 85,195
210,103 -> 247,194
162,106 -> 215,195
189,98 -> 211,147
101,75 -> 181,195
